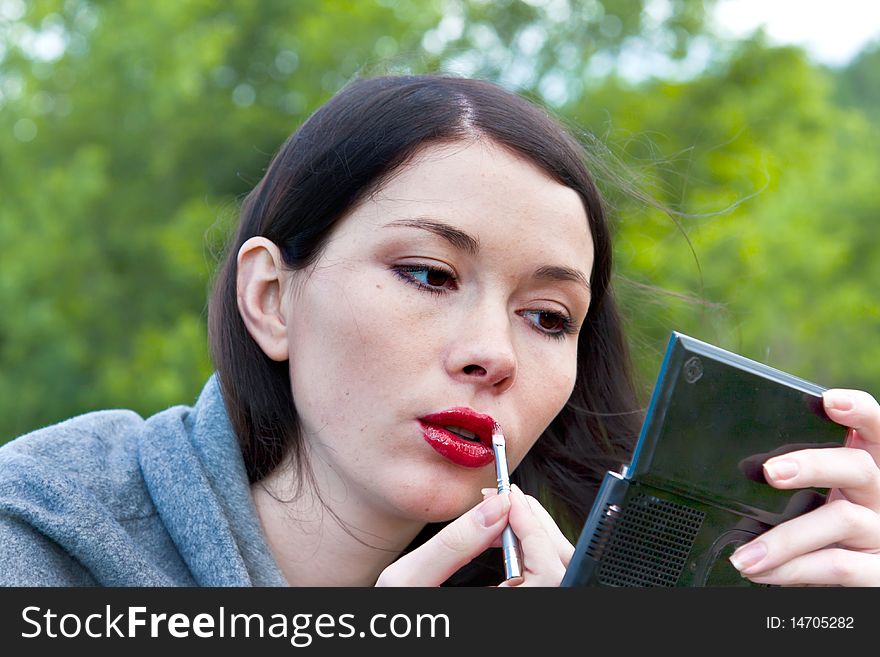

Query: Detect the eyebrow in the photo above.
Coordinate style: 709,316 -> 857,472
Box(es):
385,218 -> 480,255
385,217 -> 591,292
534,265 -> 591,292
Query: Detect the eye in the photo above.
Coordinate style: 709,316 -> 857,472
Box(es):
392,264 -> 458,294
520,309 -> 577,340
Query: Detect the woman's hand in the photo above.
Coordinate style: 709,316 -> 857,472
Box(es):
375,485 -> 573,587
731,389 -> 880,585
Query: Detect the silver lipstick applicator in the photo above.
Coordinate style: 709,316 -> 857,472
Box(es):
491,422 -> 523,582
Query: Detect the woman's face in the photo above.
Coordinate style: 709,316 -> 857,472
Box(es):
282,138 -> 594,524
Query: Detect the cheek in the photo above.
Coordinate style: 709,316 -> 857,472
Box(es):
552,352 -> 579,423
522,339 -> 578,410
560,353 -> 578,403
286,274 -> 430,424
513,345 -> 578,463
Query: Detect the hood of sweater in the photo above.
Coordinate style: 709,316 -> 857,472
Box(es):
0,375 -> 287,587
138,374 -> 287,586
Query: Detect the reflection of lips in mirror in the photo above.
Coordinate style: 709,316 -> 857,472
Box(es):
779,489 -> 826,519
804,392 -> 831,421
737,442 -> 843,484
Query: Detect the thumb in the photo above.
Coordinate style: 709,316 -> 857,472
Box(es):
376,494 -> 510,586
824,389 -> 880,468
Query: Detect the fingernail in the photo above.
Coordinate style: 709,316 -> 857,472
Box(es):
824,390 -> 854,412
510,483 -> 525,498
480,487 -> 497,497
475,493 -> 509,527
763,459 -> 799,481
729,541 -> 767,572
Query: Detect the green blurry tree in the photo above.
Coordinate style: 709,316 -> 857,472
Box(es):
571,39 -> 880,390
836,40 -> 880,122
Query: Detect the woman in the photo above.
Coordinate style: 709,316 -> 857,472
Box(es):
1,75 -> 878,586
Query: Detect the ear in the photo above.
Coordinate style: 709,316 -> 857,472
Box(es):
236,237 -> 290,362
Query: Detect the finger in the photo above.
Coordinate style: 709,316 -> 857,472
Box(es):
511,484 -> 575,567
498,486 -> 566,587
763,447 -> 880,512
484,486 -> 575,565
729,499 -> 880,577
824,389 -> 880,452
746,548 -> 880,587
482,487 -> 574,565
375,494 -> 510,586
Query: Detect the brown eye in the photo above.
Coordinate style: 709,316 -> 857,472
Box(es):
425,268 -> 452,287
393,265 -> 458,293
537,312 -> 565,331
521,309 -> 574,340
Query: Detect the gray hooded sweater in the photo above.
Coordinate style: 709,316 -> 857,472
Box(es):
0,375 -> 288,586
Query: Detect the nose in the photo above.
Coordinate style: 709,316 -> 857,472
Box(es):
444,306 -> 517,393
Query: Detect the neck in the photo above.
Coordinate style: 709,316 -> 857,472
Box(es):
251,461 -> 425,586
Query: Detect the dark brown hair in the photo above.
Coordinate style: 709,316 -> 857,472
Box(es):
208,74 -> 641,584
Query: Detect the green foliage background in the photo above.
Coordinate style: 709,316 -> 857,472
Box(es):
1,0 -> 878,443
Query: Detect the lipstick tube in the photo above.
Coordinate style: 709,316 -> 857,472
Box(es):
491,423 -> 523,582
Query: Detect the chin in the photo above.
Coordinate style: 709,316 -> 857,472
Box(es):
397,489 -> 480,524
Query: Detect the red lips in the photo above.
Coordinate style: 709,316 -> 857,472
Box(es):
419,407 -> 496,468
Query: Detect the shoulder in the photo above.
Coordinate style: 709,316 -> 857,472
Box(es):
0,515 -> 97,585
0,409 -> 152,517
0,408 -> 159,517
1,408 -> 146,462
0,409 -> 190,586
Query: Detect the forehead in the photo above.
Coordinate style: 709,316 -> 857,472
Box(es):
361,139 -> 594,266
